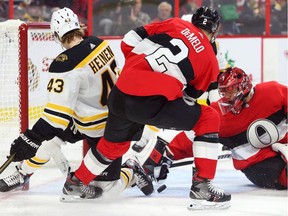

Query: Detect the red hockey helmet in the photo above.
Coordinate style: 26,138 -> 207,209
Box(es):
217,67 -> 253,115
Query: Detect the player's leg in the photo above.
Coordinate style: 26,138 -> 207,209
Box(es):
186,105 -> 230,209
61,157 -> 122,201
82,161 -> 152,201
122,157 -> 154,196
131,97 -> 231,209
0,119 -> 83,192
61,156 -> 153,201
0,136 -> 64,192
241,155 -> 287,190
69,87 -> 158,190
119,92 -> 231,209
72,114 -> 144,185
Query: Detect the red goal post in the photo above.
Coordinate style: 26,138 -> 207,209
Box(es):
0,20 -> 84,166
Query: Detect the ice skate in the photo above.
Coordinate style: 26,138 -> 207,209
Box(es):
60,172 -> 103,202
188,175 -> 231,210
0,166 -> 31,192
122,158 -> 154,196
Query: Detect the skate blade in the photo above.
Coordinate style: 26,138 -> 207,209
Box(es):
188,199 -> 231,210
0,185 -> 28,193
60,193 -> 105,203
60,194 -> 95,203
60,194 -> 81,202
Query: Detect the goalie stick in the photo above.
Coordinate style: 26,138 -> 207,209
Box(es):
0,153 -> 16,175
155,152 -> 231,193
170,152 -> 231,168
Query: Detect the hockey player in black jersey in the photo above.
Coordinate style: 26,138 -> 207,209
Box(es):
3,7 -> 153,200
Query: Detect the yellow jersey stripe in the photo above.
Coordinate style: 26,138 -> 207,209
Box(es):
43,112 -> 70,127
46,103 -> 108,123
75,122 -> 106,131
75,40 -> 109,69
77,112 -> 108,122
46,103 -> 74,115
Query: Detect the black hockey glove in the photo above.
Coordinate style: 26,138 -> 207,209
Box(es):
10,130 -> 43,161
143,137 -> 174,183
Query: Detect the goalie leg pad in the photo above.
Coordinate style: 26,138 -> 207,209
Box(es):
242,155 -> 286,189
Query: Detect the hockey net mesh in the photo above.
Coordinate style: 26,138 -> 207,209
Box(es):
0,20 -> 82,168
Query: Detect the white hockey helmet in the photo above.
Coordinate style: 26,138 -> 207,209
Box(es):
50,7 -> 80,40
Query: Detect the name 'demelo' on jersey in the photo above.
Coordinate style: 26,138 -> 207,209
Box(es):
89,45 -> 115,73
181,28 -> 204,53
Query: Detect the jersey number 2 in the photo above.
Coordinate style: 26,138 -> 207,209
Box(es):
145,38 -> 188,73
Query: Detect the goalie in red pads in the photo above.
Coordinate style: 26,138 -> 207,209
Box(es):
213,67 -> 287,189
149,67 -> 287,190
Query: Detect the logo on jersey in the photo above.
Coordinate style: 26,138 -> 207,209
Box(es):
247,119 -> 279,149
55,54 -> 68,62
90,43 -> 96,50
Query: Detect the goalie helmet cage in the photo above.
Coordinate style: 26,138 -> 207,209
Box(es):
0,20 -> 84,167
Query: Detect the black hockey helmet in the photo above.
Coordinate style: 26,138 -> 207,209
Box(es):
192,6 -> 220,34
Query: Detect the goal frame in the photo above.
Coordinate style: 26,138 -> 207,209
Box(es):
19,22 -> 54,132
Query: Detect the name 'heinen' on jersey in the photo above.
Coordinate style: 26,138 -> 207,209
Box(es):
89,44 -> 115,74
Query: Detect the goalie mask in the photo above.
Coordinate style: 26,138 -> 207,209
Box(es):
50,7 -> 80,41
217,67 -> 253,115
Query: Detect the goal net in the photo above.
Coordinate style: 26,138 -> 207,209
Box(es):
0,20 -> 83,170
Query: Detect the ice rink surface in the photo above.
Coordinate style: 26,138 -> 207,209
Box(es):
0,158 -> 287,216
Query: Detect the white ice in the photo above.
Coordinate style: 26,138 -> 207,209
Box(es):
0,158 -> 287,216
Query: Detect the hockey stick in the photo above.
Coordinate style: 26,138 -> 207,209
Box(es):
156,153 -> 231,193
0,153 -> 16,175
52,149 -> 72,176
170,152 -> 231,168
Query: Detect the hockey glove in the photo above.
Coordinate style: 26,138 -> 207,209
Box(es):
153,146 -> 174,182
10,130 -> 43,161
143,136 -> 174,183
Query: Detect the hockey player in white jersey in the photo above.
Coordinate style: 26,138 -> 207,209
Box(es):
3,7 -> 153,200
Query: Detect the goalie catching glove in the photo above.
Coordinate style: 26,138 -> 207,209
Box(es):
10,130 -> 43,161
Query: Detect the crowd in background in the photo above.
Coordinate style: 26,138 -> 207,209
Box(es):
0,0 -> 287,36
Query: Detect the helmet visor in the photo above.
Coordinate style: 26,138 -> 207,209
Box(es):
218,99 -> 233,115
218,85 -> 243,115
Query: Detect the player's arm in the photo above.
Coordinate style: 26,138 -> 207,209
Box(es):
121,19 -> 172,57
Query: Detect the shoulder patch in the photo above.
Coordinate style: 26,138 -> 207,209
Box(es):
55,54 -> 68,62
49,36 -> 104,73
